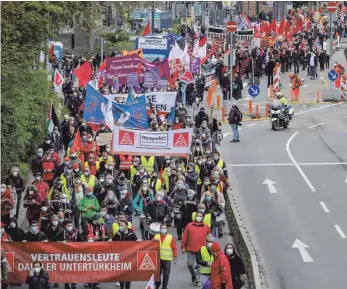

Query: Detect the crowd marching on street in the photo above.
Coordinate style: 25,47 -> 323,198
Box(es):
1,3 -> 347,289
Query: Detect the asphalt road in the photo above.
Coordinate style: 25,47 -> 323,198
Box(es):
221,100 -> 347,289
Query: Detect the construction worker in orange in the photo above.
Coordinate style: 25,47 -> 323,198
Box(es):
333,62 -> 345,89
289,73 -> 302,101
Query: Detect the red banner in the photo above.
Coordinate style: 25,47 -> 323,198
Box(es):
2,241 -> 160,283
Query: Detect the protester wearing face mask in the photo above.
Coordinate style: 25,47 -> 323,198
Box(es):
224,243 -> 246,289
82,133 -> 99,160
78,187 -> 100,240
84,153 -> 100,177
129,157 -> 140,186
119,191 -> 134,222
79,120 -> 93,136
149,171 -> 162,194
48,177 -> 71,201
181,212 -> 211,287
5,166 -> 25,219
56,156 -> 71,177
26,261 -> 50,289
175,102 -> 188,123
148,191 -> 170,223
133,166 -> 149,196
195,107 -> 209,129
178,189 -> 198,239
32,173 -> 50,203
169,180 -> 188,203
42,136 -> 52,152
60,164 -> 73,188
110,211 -> 134,239
93,174 -> 107,204
172,117 -> 184,130
209,242 -> 232,289
192,203 -> 212,229
102,191 -> 120,217
153,223 -> 178,289
22,220 -> 48,242
196,234 -> 216,288
1,222 -> 12,242
31,148 -> 44,175
200,191 -> 221,237
202,156 -> 216,180
69,154 -> 82,172
50,126 -> 64,155
45,214 -> 64,242
5,217 -> 25,242
41,150 -> 58,186
199,120 -> 211,139
1,183 -> 14,225
99,205 -> 116,237
23,186 -> 42,225
71,176 -> 84,230
38,200 -> 53,232
212,151 -> 228,178
116,173 -> 132,199
185,163 -> 198,192
81,167 -> 97,189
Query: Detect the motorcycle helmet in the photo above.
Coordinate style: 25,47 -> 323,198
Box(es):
275,92 -> 283,99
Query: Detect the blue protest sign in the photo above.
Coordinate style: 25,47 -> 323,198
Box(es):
248,85 -> 260,97
127,73 -> 139,87
328,69 -> 338,82
144,72 -> 154,88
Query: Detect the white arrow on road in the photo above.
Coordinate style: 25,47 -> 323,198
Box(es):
292,239 -> 314,262
262,178 -> 277,193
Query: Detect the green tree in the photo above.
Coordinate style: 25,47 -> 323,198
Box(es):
0,1 -> 103,179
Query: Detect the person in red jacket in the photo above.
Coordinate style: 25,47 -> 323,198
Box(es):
181,212 -> 211,287
41,150 -> 58,186
83,133 -> 100,160
1,183 -> 14,225
210,242 -> 233,289
23,186 -> 42,225
32,173 -> 50,201
1,222 -> 13,242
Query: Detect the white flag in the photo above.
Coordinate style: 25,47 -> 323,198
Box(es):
145,274 -> 155,289
101,95 -> 115,131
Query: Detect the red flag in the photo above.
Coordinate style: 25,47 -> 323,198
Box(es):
260,21 -> 268,34
305,20 -> 312,31
181,71 -> 193,83
269,19 -> 277,36
74,62 -> 93,87
277,17 -> 285,35
143,20 -> 151,36
199,36 -> 207,47
49,43 -> 54,62
54,70 -> 64,86
284,20 -> 291,36
70,128 -> 83,154
99,60 -> 107,71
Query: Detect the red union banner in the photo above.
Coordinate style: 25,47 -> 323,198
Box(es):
2,241 -> 160,283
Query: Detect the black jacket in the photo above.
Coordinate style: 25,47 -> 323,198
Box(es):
148,200 -> 170,222
45,224 -> 64,242
6,217 -> 25,242
26,271 -> 51,289
23,231 -> 48,242
113,229 -> 138,241
31,156 -> 43,176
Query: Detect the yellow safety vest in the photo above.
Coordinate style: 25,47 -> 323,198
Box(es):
112,221 -> 132,237
195,165 -> 202,185
200,246 -> 214,274
81,175 -> 97,189
191,212 -> 212,228
154,234 -> 173,261
98,155 -> 114,165
129,166 -> 138,185
216,159 -> 224,169
141,156 -> 155,175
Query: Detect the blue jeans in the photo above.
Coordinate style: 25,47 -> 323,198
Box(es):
231,124 -> 239,141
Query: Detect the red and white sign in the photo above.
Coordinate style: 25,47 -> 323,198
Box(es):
327,2 -> 338,13
54,69 -> 64,87
112,127 -> 193,157
226,21 -> 237,32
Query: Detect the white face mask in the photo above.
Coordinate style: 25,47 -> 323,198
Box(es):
196,217 -> 203,222
52,221 -> 59,226
61,199 -> 67,204
34,267 -> 41,274
12,172 -> 18,177
142,186 -> 148,192
156,196 -> 162,201
106,148 -> 111,152
67,226 -> 73,231
100,211 -> 107,216
226,248 -> 234,255
206,242 -> 213,248
41,207 -> 48,212
10,222 -> 16,228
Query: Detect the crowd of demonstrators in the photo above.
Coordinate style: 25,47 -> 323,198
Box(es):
0,44 -> 248,289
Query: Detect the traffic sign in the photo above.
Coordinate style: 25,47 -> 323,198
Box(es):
226,21 -> 237,33
248,85 -> 260,97
328,69 -> 338,81
327,2 -> 338,13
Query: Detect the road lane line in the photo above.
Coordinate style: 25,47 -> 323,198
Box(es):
334,225 -> 347,239
319,202 -> 330,213
342,116 -> 347,119
227,162 -> 347,167
308,122 -> 327,129
286,132 -> 316,192
295,103 -> 340,115
246,124 -> 257,127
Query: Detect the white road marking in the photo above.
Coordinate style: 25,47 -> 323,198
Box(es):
262,178 -> 277,193
292,239 -> 314,262
345,177 -> 347,183
223,133 -> 231,139
334,225 -> 347,239
343,116 -> 347,119
319,202 -> 330,213
246,123 -> 257,127
227,162 -> 347,167
295,103 -> 340,116
286,132 -> 316,192
308,122 -> 327,129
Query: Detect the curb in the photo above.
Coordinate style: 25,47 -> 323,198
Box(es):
290,101 -> 343,104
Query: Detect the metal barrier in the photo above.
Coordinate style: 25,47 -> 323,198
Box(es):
225,191 -> 263,289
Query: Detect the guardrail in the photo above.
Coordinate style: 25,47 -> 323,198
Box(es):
224,190 -> 263,289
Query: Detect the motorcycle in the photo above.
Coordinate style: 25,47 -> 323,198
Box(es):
269,104 -> 294,131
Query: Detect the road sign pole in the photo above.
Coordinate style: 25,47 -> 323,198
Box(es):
229,32 -> 233,102
329,12 -> 333,90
